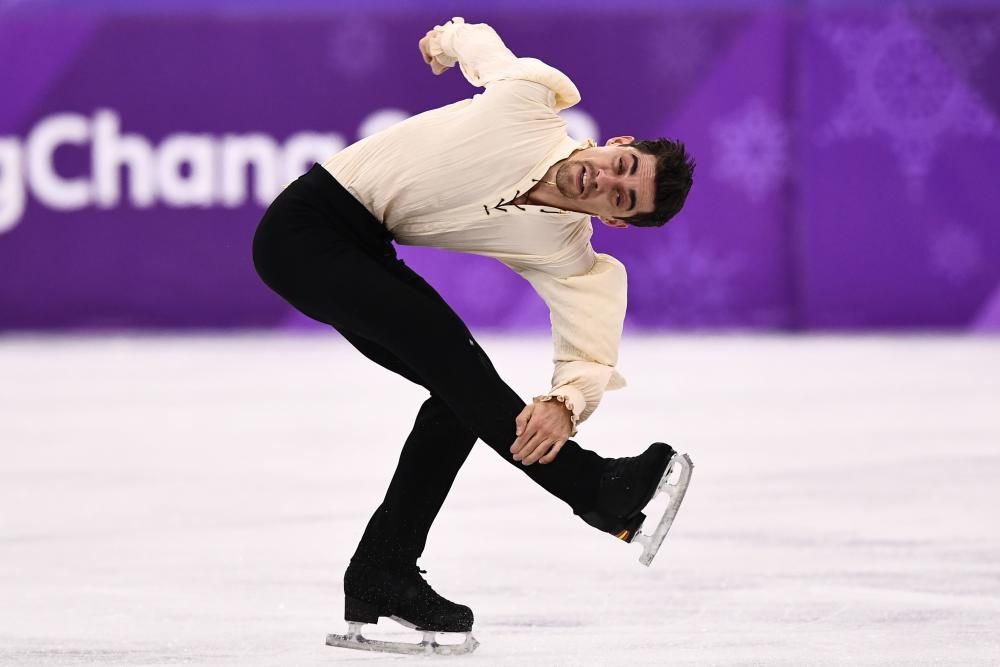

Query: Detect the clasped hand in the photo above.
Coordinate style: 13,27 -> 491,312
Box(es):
510,400 -> 573,466
418,31 -> 450,75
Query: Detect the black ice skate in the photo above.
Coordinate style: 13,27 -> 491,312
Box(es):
325,560 -> 478,656
580,443 -> 694,566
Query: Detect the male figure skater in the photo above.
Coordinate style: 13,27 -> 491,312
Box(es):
252,17 -> 695,655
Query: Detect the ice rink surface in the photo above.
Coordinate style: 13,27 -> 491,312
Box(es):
1,334 -> 998,666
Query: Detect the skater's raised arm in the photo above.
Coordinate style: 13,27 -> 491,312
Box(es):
503,253 -> 628,433
418,17 -> 581,110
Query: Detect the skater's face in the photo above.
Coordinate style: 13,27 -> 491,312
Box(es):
552,136 -> 657,227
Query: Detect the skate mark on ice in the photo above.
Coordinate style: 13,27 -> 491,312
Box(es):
490,616 -> 586,628
0,647 -> 235,664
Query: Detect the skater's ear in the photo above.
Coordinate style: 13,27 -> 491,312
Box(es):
605,135 -> 635,146
598,217 -> 628,229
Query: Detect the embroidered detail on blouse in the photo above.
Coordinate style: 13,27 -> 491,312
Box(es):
487,190 -> 522,213
485,187 -> 564,215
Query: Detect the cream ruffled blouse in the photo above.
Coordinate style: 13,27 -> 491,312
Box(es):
321,18 -> 627,431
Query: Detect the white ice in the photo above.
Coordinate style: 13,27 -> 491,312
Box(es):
1,334 -> 998,666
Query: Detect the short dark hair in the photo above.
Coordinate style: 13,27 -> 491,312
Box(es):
623,138 -> 695,227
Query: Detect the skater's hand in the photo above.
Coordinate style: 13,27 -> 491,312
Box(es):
510,401 -> 573,466
418,31 -> 450,75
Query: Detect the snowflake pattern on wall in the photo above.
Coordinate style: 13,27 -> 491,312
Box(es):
928,222 -> 984,285
818,9 -> 999,198
624,230 -> 746,328
711,98 -> 790,203
644,16 -> 713,84
327,19 -> 385,78
913,10 -> 1000,72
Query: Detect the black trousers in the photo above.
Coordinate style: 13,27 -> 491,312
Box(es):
252,163 -> 606,568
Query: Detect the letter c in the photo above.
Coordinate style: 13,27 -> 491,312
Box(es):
26,112 -> 92,210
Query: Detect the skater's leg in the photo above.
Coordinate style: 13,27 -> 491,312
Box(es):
351,395 -> 476,568
334,330 -> 478,569
277,250 -> 603,511
254,214 -> 603,515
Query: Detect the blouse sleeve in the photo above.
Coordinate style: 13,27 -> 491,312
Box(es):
424,17 -> 582,111
502,253 -> 628,434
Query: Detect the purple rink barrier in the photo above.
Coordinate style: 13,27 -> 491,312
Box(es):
1,8 -> 999,332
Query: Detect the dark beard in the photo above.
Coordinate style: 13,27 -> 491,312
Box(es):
554,161 -> 578,198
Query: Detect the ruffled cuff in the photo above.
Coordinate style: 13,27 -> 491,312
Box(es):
533,383 -> 587,436
427,17 -> 463,68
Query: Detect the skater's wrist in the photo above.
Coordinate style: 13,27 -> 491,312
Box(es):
533,392 -> 580,434
511,399 -> 574,465
532,395 -> 576,432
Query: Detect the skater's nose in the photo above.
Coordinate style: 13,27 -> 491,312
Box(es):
595,167 -> 624,193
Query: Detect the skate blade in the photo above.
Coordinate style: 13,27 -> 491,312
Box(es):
326,621 -> 479,656
632,453 -> 693,567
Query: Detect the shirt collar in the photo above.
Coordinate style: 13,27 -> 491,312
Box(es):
485,136 -> 596,217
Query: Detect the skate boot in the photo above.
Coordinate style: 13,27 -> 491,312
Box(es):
326,560 -> 478,656
579,443 -> 694,566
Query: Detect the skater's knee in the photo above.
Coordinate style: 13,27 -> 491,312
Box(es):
420,394 -> 461,423
419,395 -> 476,438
